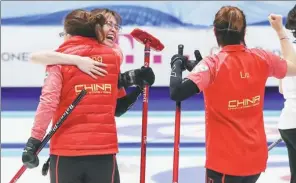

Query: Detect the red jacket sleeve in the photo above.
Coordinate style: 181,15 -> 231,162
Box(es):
186,57 -> 216,91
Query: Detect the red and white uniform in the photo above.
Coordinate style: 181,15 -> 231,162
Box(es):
187,45 -> 287,176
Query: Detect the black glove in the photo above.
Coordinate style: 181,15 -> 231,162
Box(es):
170,50 -> 203,72
118,66 -> 155,88
22,137 -> 42,169
185,50 -> 203,72
135,66 -> 155,87
170,54 -> 187,71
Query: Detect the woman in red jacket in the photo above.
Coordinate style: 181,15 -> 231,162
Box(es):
22,9 -> 154,183
169,6 -> 296,183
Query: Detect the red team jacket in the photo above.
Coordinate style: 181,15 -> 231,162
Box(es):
187,45 -> 287,176
31,36 -> 126,156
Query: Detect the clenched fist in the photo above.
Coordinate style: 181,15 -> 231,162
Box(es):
268,14 -> 284,33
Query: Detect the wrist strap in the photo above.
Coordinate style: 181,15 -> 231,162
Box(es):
280,37 -> 289,40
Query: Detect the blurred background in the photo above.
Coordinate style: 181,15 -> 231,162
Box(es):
1,1 -> 295,183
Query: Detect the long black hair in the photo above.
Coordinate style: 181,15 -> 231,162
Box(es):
286,5 -> 296,38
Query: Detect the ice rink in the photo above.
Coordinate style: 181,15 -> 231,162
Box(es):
1,111 -> 291,183
2,2 -> 294,183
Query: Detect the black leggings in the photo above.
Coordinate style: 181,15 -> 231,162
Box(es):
49,154 -> 120,183
279,128 -> 296,183
206,169 -> 260,183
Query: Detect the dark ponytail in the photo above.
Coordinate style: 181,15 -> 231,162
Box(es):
213,6 -> 247,47
286,5 -> 296,38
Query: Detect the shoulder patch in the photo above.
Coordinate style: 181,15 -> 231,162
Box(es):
192,62 -> 209,74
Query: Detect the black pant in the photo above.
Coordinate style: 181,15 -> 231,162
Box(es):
49,154 -> 120,183
206,169 -> 260,183
279,128 -> 296,183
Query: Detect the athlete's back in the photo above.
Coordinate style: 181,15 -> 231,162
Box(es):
188,45 -> 287,176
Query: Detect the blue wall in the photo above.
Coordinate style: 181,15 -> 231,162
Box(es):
1,87 -> 284,111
